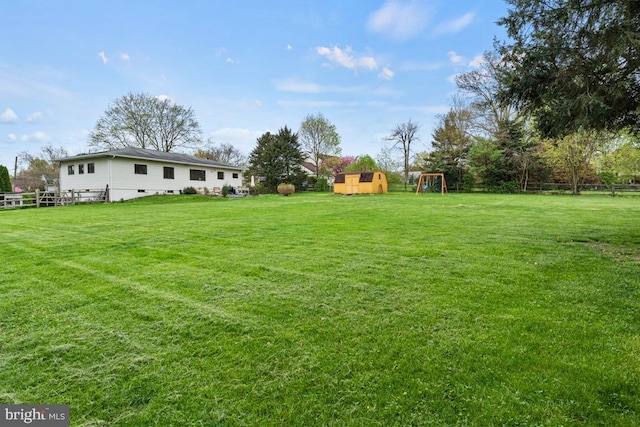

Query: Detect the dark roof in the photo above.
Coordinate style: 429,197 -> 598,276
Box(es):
57,147 -> 241,170
301,161 -> 317,174
334,171 -> 382,183
359,172 -> 374,182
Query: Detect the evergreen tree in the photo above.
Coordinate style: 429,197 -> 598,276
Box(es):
0,165 -> 11,192
497,0 -> 640,137
428,107 -> 473,191
248,126 -> 305,192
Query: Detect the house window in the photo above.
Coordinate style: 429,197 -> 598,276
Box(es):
190,169 -> 206,181
217,171 -> 224,180
232,173 -> 239,179
68,165 -> 74,175
163,167 -> 175,179
78,164 -> 85,174
134,164 -> 147,174
88,163 -> 95,174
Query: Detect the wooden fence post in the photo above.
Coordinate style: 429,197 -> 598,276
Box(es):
71,190 -> 76,205
36,189 -> 40,208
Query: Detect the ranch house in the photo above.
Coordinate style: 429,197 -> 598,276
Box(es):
58,147 -> 243,201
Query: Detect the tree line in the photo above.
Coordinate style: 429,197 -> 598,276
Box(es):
417,0 -> 640,194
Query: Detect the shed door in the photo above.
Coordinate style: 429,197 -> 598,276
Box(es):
345,175 -> 359,194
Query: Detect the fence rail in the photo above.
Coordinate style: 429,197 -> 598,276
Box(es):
522,183 -> 640,196
0,188 -> 109,210
440,183 -> 640,196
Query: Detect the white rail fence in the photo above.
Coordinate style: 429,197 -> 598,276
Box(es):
0,187 -> 109,210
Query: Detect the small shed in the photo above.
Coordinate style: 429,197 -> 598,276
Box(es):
333,171 -> 388,195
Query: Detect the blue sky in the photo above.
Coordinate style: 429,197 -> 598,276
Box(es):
0,0 -> 508,169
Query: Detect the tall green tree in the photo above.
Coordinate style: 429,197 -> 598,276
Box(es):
497,0 -> 640,138
298,113 -> 342,178
428,105 -> 474,191
507,121 -> 553,191
467,138 -> 506,192
0,165 -> 11,192
544,130 -> 609,195
248,126 -> 305,191
89,92 -> 202,152
596,134 -> 640,183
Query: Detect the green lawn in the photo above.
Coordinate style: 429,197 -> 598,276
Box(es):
1,193 -> 639,426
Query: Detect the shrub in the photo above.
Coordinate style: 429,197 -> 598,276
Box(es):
314,178 -> 329,192
462,174 -> 475,193
277,183 -> 295,196
499,180 -> 519,193
222,185 -> 229,197
183,186 -> 197,194
307,176 -> 317,189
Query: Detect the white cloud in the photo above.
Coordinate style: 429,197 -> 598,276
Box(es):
226,57 -> 235,63
0,108 -> 18,123
7,133 -> 16,141
447,50 -> 465,65
214,47 -> 226,57
249,100 -> 263,109
20,131 -> 50,143
26,111 -> 44,123
316,46 -> 377,72
434,12 -> 475,34
367,0 -> 429,41
468,54 -> 486,68
378,67 -> 395,80
121,53 -> 130,61
155,95 -> 172,102
98,51 -> 108,64
286,44 -> 293,50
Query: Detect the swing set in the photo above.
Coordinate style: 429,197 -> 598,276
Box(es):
415,173 -> 448,195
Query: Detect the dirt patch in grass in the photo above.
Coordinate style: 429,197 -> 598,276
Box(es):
582,241 -> 640,264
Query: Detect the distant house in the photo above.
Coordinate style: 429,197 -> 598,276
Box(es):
300,161 -> 318,176
41,174 -> 58,192
58,147 -> 243,201
300,161 -> 336,186
333,171 -> 388,195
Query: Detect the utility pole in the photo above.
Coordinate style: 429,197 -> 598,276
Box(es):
13,156 -> 17,191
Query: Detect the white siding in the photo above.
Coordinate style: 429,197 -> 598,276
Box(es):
59,156 -> 242,201
59,158 -> 111,191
